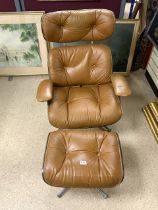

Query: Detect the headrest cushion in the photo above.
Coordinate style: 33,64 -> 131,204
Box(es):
41,9 -> 115,42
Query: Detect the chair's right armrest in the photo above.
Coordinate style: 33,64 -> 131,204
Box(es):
36,80 -> 53,102
111,74 -> 132,97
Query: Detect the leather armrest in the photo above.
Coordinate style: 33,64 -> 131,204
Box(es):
36,80 -> 53,102
111,74 -> 132,96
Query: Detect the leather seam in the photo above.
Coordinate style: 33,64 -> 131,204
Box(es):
58,48 -> 70,85
113,132 -> 124,184
86,104 -> 90,126
98,85 -> 101,118
51,132 -> 67,182
66,156 -> 75,185
100,158 -> 112,178
53,155 -> 67,182
65,71 -> 73,85
95,131 -> 102,185
99,133 -> 107,150
59,12 -> 71,42
59,12 -> 63,41
80,28 -> 93,41
58,130 -> 67,149
67,87 -> 70,125
98,157 -> 102,185
62,12 -> 71,26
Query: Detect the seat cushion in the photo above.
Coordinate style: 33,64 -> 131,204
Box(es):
43,129 -> 124,188
48,83 -> 122,128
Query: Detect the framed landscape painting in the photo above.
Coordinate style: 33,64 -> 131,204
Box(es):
0,12 -> 48,76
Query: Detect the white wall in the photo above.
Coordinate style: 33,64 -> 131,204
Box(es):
147,47 -> 158,88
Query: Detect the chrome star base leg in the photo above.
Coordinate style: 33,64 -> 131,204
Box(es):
98,188 -> 108,199
99,126 -> 112,132
57,188 -> 69,198
8,76 -> 13,81
57,188 -> 108,199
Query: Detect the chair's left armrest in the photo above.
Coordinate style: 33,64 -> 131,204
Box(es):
36,79 -> 53,102
111,74 -> 132,96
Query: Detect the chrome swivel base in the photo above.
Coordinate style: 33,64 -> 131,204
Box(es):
57,188 -> 108,199
99,126 -> 112,132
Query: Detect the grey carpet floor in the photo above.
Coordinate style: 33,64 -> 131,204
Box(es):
0,69 -> 158,210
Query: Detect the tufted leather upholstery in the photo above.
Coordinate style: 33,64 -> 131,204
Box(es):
43,129 -> 124,188
49,44 -> 112,86
41,9 -> 115,42
37,9 -> 131,192
37,9 -> 131,128
48,84 -> 122,128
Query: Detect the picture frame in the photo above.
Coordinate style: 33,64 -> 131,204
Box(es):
147,8 -> 158,51
99,19 -> 140,75
51,19 -> 140,75
0,12 -> 48,76
37,0 -> 96,1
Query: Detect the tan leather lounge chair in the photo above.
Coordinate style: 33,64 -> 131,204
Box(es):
37,9 -> 131,129
36,9 -> 131,198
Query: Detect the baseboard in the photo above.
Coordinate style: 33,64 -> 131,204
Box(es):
145,71 -> 158,96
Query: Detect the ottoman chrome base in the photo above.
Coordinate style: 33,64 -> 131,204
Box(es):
57,188 -> 108,199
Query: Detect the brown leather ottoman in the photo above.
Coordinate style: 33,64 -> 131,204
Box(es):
42,129 -> 124,189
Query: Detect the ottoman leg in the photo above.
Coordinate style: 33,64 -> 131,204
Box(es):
57,188 -> 69,198
98,188 -> 108,199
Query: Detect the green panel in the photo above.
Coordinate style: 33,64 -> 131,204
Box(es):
95,23 -> 134,72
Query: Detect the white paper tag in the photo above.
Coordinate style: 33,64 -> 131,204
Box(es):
80,160 -> 87,165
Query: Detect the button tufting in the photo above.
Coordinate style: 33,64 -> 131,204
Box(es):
66,150 -> 69,154
64,67 -> 67,72
42,10 -> 115,42
44,129 -> 123,187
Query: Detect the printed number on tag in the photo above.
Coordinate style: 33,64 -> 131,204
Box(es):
80,160 -> 87,165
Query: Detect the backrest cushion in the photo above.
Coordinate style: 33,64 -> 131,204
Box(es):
42,9 -> 115,42
48,44 -> 112,86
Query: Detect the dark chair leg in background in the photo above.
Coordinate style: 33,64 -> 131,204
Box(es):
57,188 -> 108,199
99,126 -> 112,132
97,188 -> 108,199
8,76 -> 13,81
57,188 -> 69,198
